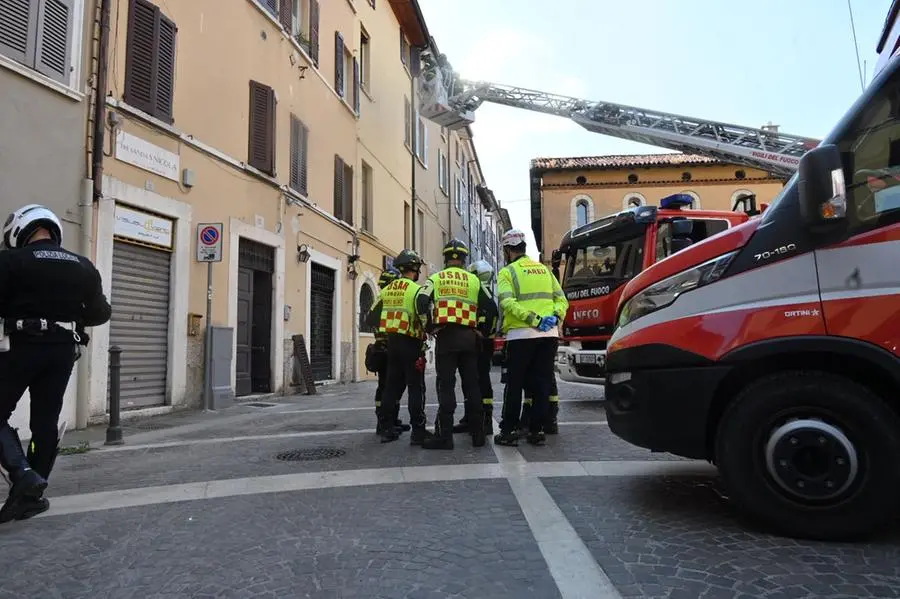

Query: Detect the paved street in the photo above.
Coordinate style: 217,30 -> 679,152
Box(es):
2,373 -> 900,599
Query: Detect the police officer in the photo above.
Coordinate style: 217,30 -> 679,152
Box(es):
0,205 -> 111,522
451,260 -> 499,435
377,250 -> 428,444
416,240 -> 491,450
494,228 -> 568,447
364,268 -> 411,437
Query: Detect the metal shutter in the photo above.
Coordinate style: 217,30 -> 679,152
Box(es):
110,240 -> 171,408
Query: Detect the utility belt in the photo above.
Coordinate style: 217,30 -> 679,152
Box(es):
5,319 -> 83,343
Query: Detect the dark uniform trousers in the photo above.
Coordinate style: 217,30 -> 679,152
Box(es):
375,348 -> 426,426
477,337 -> 494,403
434,325 -> 482,434
500,337 -> 558,435
0,339 -> 76,480
382,334 -> 426,430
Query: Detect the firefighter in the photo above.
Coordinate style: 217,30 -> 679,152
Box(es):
364,267 -> 411,436
451,260 -> 499,435
377,250 -> 428,444
0,205 -> 111,522
494,228 -> 568,446
415,239 -> 491,449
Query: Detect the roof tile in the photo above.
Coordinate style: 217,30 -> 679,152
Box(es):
530,153 -> 724,171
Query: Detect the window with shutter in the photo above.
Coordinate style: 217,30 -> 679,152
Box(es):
262,0 -> 278,17
248,80 -> 276,175
399,32 -> 408,66
361,161 -> 373,233
0,0 -> 76,86
289,114 -> 308,196
334,31 -> 344,97
342,162 -> 354,226
352,56 -> 360,114
308,0 -> 319,66
125,0 -> 177,122
278,0 -> 292,32
403,97 -> 411,148
334,155 -> 345,221
359,28 -> 370,90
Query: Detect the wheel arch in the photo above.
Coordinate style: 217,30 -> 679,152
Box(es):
704,336 -> 900,460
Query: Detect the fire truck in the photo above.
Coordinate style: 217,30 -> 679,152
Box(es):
417,55 -> 818,381
603,3 -> 900,540
551,195 -> 756,383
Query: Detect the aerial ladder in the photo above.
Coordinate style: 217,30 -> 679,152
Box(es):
417,56 -> 819,179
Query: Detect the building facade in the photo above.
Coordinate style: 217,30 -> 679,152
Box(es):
78,0 -> 499,421
529,153 -> 786,260
0,0 -> 95,431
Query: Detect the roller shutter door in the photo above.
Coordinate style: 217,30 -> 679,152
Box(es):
309,263 -> 335,381
109,240 -> 171,408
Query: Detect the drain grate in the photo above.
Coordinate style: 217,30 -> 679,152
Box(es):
126,421 -> 173,431
246,402 -> 278,408
275,447 -> 346,462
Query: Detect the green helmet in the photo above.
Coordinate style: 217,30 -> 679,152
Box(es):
443,238 -> 469,263
378,267 -> 401,289
393,249 -> 423,271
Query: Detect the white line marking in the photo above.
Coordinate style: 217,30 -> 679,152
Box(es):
39,460 -> 715,519
93,429 -> 375,452
489,418 -> 622,599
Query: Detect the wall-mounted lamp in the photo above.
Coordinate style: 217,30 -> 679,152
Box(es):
347,264 -> 358,280
297,243 -> 311,263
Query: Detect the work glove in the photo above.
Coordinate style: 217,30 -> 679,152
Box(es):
537,315 -> 559,333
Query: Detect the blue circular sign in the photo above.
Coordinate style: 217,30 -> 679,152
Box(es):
200,226 -> 219,246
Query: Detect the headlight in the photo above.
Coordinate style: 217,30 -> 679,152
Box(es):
616,250 -> 738,329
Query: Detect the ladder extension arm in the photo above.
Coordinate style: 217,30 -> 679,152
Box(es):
434,78 -> 819,178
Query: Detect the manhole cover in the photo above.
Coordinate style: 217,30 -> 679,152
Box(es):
126,421 -> 172,431
275,447 -> 346,461
246,402 -> 278,408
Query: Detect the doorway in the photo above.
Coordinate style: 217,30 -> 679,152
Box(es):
236,238 -> 274,396
309,262 -> 336,381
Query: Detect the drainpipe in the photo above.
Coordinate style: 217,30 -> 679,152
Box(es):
77,0 -> 112,429
92,0 -> 112,202
350,232 -> 360,382
409,62 -> 417,254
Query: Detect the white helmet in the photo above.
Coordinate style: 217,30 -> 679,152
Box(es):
2,204 -> 63,249
468,259 -> 494,284
501,228 -> 527,248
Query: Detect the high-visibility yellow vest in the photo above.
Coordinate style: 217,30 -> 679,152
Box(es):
378,278 -> 424,339
429,266 -> 480,328
498,257 -> 564,334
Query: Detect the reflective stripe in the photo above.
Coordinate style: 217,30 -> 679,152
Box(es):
508,265 -> 522,297
517,291 -> 554,301
498,291 -> 513,300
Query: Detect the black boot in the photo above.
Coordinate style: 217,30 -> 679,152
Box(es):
483,403 -> 494,435
545,402 -> 559,435
393,404 -> 410,432
452,414 -> 469,434
494,430 -> 519,446
0,426 -> 47,523
378,415 -> 400,443
422,414 -> 454,450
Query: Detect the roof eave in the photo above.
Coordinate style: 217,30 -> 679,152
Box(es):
388,0 -> 430,47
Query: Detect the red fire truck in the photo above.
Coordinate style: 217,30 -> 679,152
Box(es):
552,194 -> 756,383
605,37 -> 900,540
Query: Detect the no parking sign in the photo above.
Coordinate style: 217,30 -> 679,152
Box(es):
196,223 -> 223,262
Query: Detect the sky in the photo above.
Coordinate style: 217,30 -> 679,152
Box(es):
417,0 -> 891,254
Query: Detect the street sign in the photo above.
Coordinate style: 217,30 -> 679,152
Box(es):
196,223 -> 223,262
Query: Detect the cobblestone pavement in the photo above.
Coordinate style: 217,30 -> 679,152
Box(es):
1,374 -> 898,599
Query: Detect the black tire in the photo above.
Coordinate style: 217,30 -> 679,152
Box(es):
715,370 -> 900,541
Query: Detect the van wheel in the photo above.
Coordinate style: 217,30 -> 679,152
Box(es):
715,370 -> 900,541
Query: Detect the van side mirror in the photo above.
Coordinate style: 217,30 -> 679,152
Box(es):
798,144 -> 847,226
670,219 -> 694,237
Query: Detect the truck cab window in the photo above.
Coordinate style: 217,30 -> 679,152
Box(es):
656,218 -> 729,261
839,77 -> 900,228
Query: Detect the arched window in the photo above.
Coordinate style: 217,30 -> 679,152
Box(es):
575,200 -> 589,227
623,192 -> 646,209
358,283 -> 376,333
570,194 -> 594,228
731,189 -> 754,212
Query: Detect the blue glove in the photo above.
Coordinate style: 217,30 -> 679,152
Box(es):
537,315 -> 559,332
